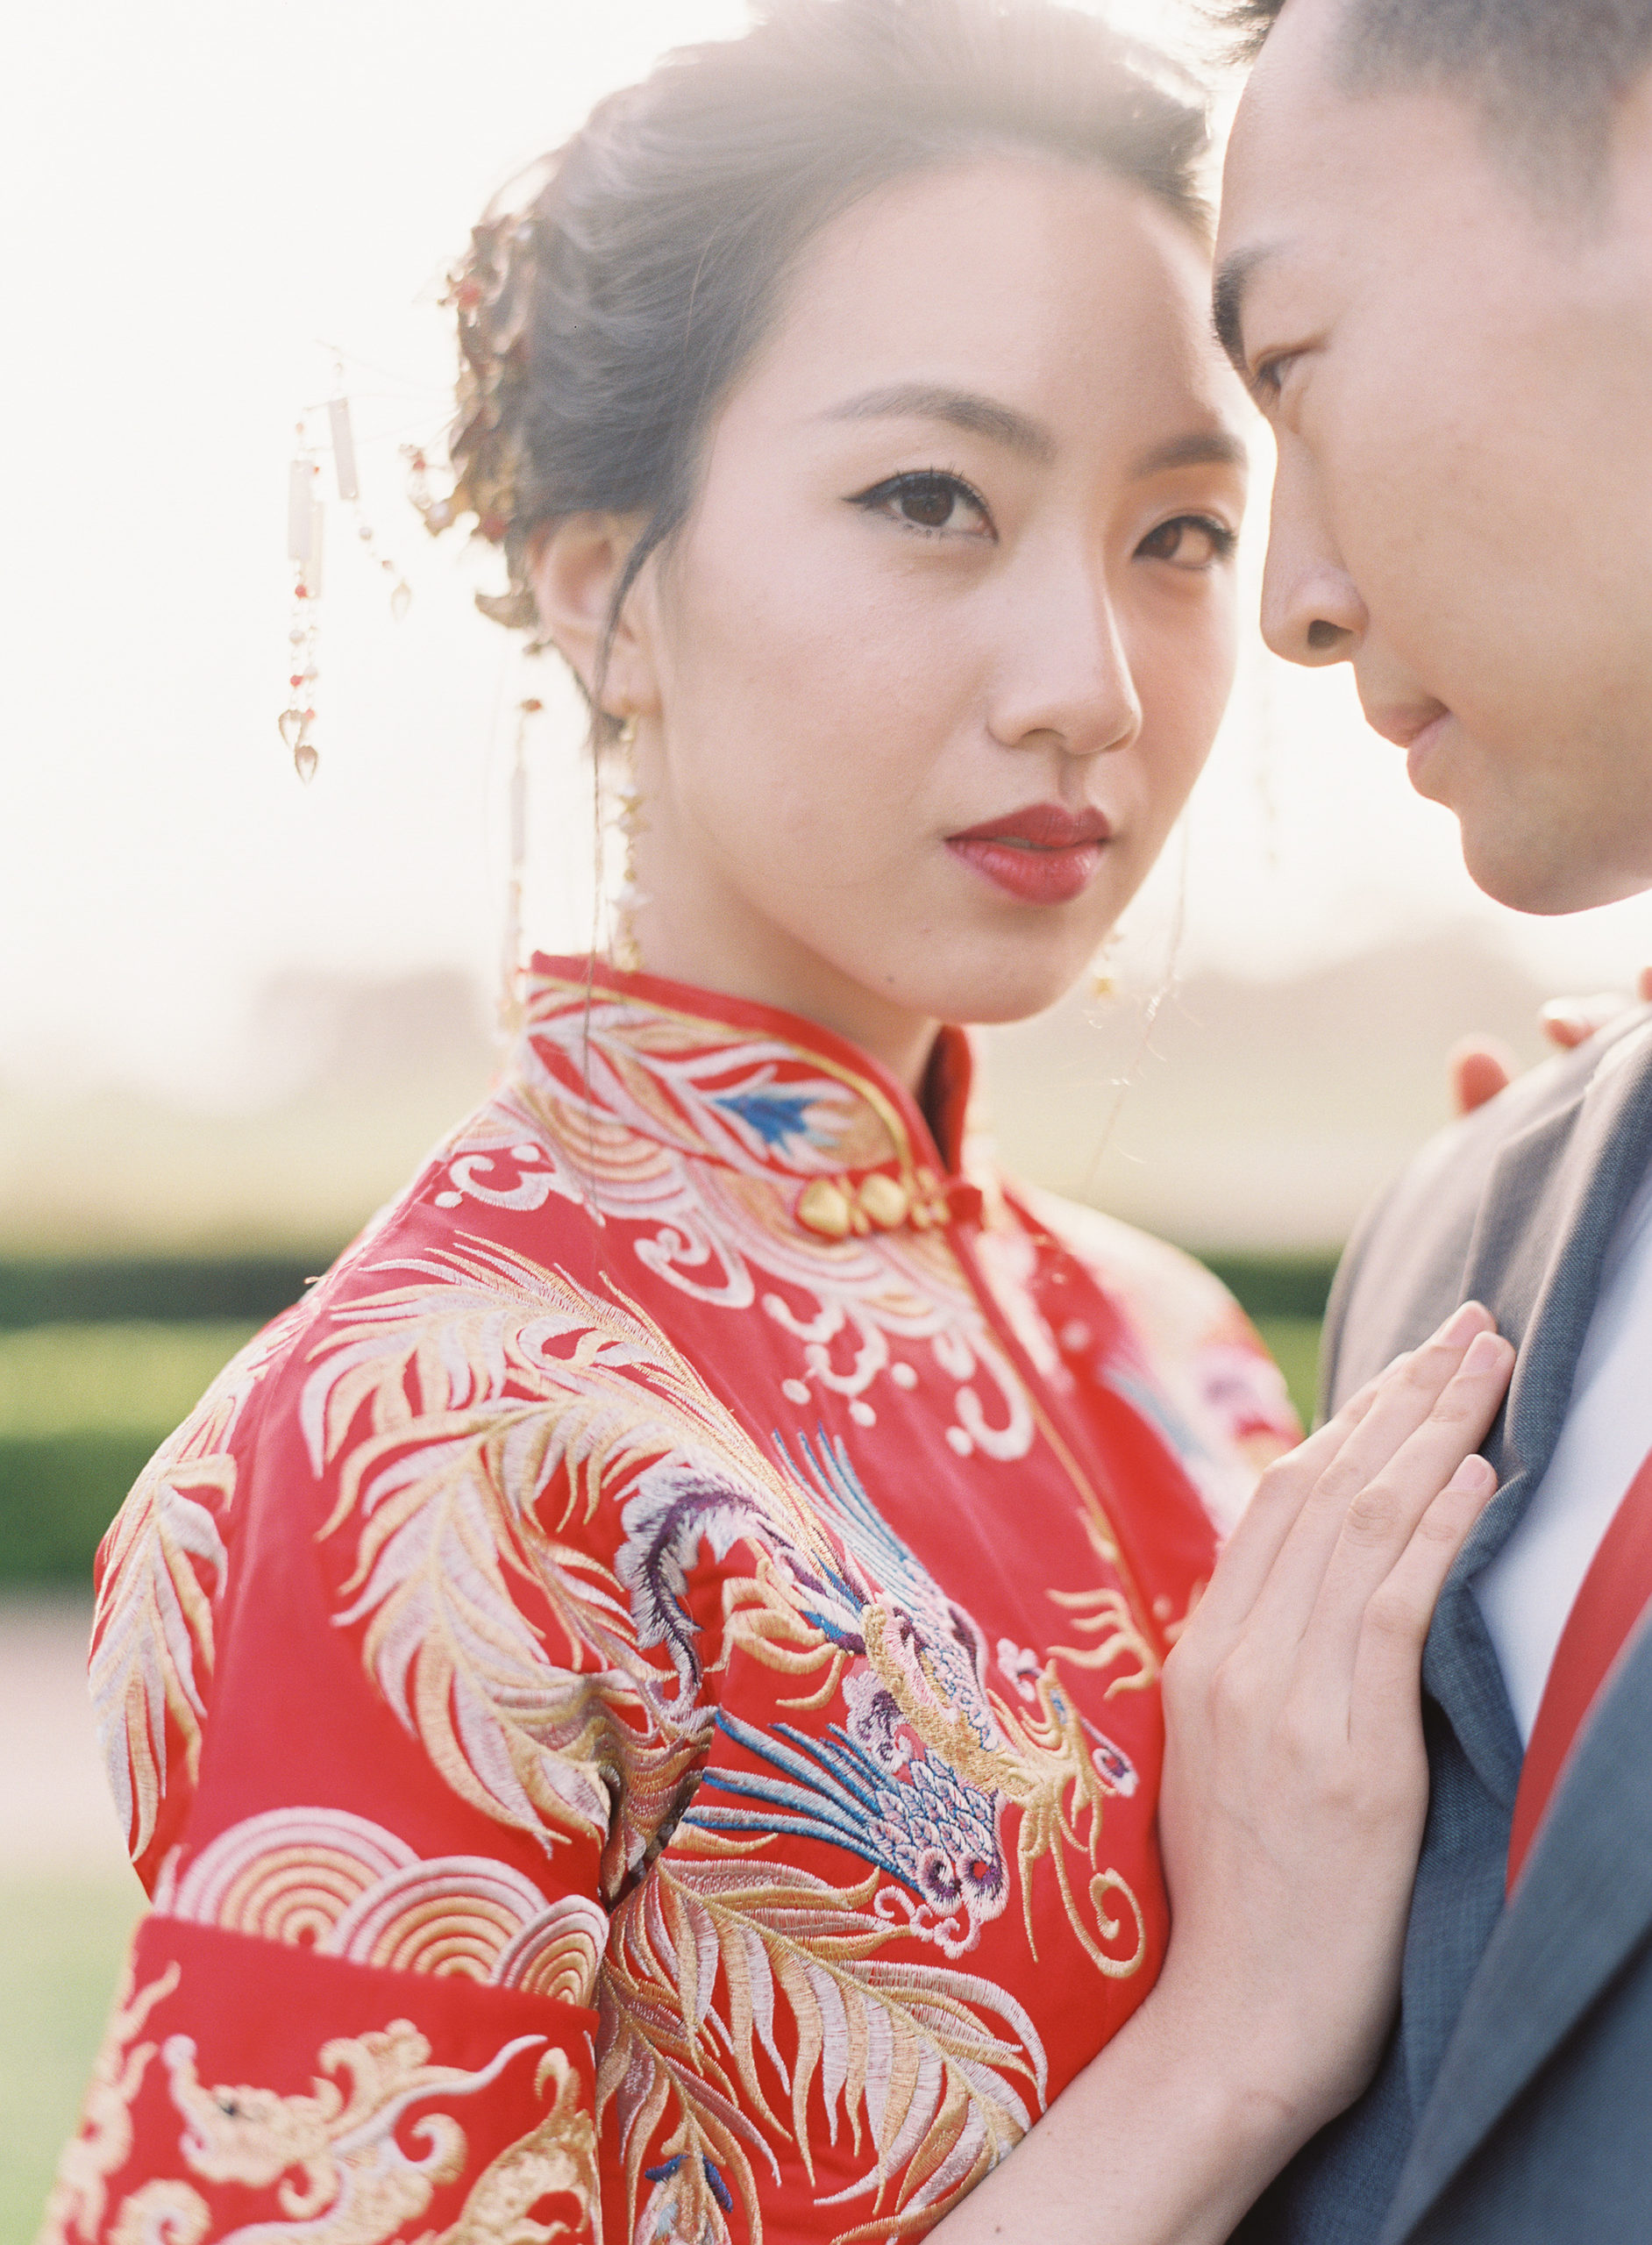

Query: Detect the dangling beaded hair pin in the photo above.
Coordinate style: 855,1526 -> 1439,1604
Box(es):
280,365 -> 412,782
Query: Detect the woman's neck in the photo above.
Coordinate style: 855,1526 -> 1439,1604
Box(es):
630,907 -> 940,1097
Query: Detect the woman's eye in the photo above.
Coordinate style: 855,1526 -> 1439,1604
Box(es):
1135,515 -> 1237,571
849,471 -> 993,539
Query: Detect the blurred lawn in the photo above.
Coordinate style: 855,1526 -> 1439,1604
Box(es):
0,1322 -> 259,1437
0,1323 -> 256,1583
1252,1315 -> 1322,1429
0,1877 -> 146,2245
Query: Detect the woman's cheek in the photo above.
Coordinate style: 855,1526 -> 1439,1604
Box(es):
1139,618 -> 1235,792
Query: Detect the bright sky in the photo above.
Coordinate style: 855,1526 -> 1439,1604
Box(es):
9,0 -> 1652,1112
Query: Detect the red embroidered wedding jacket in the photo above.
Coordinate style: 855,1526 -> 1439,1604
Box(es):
45,959 -> 1297,2245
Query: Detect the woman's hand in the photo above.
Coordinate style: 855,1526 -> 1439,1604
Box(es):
1146,1299 -> 1513,2149
936,1299 -> 1513,2245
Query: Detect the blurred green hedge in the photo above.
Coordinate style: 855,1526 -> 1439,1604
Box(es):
0,1252 -> 1333,1586
0,1254 -> 320,1330
1200,1252 -> 1335,1320
0,1435 -> 160,1584
0,1250 -> 1338,1331
0,1320 -> 265,1586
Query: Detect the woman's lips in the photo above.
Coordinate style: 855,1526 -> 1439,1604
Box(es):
945,802 -> 1112,906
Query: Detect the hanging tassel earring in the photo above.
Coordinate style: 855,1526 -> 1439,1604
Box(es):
610,715 -> 647,975
1091,932 -> 1122,1001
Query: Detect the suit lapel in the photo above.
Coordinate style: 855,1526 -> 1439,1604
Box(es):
1391,1017 -> 1652,2237
1423,1017 -> 1652,1799
1385,1609 -> 1652,2244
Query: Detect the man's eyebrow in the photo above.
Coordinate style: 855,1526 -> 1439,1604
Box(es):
1212,246 -> 1275,377
819,384 -> 1057,464
1129,429 -> 1250,477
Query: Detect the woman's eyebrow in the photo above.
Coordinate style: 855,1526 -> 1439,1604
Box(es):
1129,429 -> 1250,477
818,383 -> 1057,463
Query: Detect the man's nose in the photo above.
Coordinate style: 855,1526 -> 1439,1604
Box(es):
1259,452 -> 1367,668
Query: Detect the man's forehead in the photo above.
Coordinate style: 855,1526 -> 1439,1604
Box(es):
1221,0 -> 1530,242
1219,0 -> 1356,239
1214,17 -> 1423,367
1217,10 -> 1469,270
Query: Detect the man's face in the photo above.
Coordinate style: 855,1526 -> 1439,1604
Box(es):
1217,0 -> 1652,914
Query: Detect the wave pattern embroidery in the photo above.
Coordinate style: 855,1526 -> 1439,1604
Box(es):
155,1807 -> 609,2002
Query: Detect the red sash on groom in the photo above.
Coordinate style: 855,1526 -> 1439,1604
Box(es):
1506,1445 -> 1652,1891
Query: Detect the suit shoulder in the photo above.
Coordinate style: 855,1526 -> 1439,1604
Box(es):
1326,1013 -> 1648,1408
1372,1014 -> 1641,1229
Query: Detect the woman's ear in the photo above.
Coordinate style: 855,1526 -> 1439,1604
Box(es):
530,513 -> 659,718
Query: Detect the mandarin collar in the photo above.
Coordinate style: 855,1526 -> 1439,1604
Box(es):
517,954 -> 985,1239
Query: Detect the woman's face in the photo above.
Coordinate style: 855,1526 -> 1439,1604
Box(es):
548,154 -> 1248,1084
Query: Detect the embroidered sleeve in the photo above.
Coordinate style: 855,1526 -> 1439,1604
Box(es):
52,1223 -> 824,2245
40,1918 -> 600,2245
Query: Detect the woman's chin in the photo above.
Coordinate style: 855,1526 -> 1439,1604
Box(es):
902,931 -> 1112,1030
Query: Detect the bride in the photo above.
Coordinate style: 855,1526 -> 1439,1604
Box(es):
48,4 -> 1512,2242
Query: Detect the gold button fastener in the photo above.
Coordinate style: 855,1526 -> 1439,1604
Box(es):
796,1179 -> 854,1240
858,1173 -> 909,1230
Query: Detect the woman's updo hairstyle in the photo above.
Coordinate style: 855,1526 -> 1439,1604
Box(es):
431,0 -> 1210,702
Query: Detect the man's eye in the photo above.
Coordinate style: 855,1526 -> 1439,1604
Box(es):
849,471 -> 993,538
1250,350 -> 1301,407
1136,516 -> 1237,571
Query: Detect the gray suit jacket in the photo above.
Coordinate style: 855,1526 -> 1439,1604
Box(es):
1236,1006 -> 1652,2245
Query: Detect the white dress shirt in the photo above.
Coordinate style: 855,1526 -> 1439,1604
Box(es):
1475,1161 -> 1652,1743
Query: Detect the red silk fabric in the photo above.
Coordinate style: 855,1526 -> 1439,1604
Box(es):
46,959 -> 1303,2245
1506,1446 -> 1652,1891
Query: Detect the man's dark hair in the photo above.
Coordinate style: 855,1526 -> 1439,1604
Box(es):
1226,0 -> 1652,189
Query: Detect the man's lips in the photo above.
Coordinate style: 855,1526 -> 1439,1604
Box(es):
945,802 -> 1112,905
1366,702 -> 1450,752
1364,702 -> 1454,793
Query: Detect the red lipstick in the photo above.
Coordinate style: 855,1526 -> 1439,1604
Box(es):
945,802 -> 1112,906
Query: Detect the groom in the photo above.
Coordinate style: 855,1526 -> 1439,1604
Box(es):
1214,3 -> 1652,2241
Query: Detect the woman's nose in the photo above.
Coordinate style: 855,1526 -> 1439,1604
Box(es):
988,580 -> 1142,758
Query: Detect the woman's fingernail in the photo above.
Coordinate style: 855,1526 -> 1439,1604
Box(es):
1446,1454 -> 1495,1494
1441,1301 -> 1488,1345
1463,1330 -> 1510,1375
